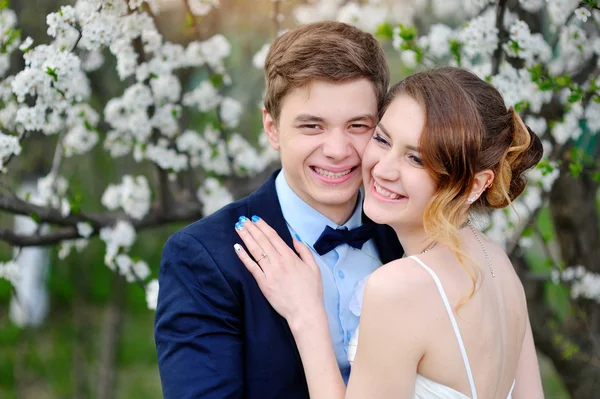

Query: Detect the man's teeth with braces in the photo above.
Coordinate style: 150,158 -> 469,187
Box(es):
374,181 -> 401,199
314,167 -> 352,178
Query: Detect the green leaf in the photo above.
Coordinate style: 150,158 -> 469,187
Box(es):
449,40 -> 462,66
527,64 -> 543,82
30,212 -> 40,224
209,74 -> 224,88
397,25 -> 417,41
375,23 -> 394,40
0,0 -> 10,10
185,12 -> 195,29
594,171 -> 600,181
554,75 -> 571,88
46,67 -> 58,82
567,86 -> 583,103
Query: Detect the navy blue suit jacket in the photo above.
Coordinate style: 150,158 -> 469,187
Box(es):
155,170 -> 403,399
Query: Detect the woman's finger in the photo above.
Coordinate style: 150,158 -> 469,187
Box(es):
250,216 -> 292,256
293,235 -> 320,272
235,221 -> 273,270
234,243 -> 266,284
238,216 -> 280,259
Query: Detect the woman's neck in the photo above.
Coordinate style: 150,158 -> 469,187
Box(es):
393,224 -> 436,256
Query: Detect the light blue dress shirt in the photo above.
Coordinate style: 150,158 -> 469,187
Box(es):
275,171 -> 382,384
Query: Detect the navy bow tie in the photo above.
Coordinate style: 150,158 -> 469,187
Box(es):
313,225 -> 374,256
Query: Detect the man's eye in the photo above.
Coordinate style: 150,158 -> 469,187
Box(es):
300,124 -> 320,129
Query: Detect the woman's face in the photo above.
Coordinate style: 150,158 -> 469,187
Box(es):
362,94 -> 437,230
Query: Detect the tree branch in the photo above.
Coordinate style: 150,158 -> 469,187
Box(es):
491,0 -> 509,75
0,196 -> 203,247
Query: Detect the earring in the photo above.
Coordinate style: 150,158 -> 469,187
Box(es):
467,196 -> 477,203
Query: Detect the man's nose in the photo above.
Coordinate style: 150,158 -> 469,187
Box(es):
322,129 -> 353,160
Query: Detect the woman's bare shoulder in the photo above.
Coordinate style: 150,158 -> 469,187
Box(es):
363,257 -> 439,309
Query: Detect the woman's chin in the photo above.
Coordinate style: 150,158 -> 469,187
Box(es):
363,200 -> 391,225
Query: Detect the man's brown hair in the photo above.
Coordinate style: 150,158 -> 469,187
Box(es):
263,21 -> 389,121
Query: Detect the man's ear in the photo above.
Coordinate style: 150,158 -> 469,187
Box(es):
263,109 -> 280,151
466,169 -> 494,204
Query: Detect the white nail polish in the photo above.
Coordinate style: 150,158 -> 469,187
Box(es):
234,244 -> 242,253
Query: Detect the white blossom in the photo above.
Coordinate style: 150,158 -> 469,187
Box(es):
503,20 -> 552,66
555,266 -> 600,302
182,81 -> 222,112
552,103 -> 583,145
0,131 -> 21,169
518,0 -> 544,13
145,279 -> 159,310
115,254 -> 151,282
458,9 -> 498,59
220,97 -> 243,128
151,104 -> 181,138
418,24 -> 454,59
574,7 -> 592,22
150,74 -> 181,105
100,220 -> 137,266
58,239 -> 89,260
528,162 -> 560,192
101,175 -> 152,219
77,222 -> 94,238
145,141 -> 189,172
63,125 -> 99,156
0,261 -> 19,284
584,101 -> 600,133
525,116 -> 548,136
19,36 -> 34,52
252,43 -> 270,70
197,177 -> 234,215
188,0 -> 219,16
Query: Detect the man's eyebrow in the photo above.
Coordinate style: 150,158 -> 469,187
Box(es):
348,114 -> 377,124
294,114 -> 326,123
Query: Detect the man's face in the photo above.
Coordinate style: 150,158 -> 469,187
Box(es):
263,79 -> 378,221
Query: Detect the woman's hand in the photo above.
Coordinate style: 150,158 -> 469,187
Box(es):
234,215 -> 324,327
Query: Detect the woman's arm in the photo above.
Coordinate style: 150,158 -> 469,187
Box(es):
512,315 -> 545,399
345,262 -> 425,399
287,305 -> 347,399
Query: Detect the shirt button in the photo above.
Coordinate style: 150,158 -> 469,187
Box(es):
347,331 -> 352,341
337,270 -> 345,279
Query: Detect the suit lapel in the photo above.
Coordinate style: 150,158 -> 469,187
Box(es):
246,170 -> 302,363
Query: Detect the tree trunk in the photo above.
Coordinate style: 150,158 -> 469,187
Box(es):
96,274 -> 125,399
523,165 -> 600,398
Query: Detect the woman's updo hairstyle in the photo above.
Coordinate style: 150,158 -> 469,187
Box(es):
381,67 -> 543,293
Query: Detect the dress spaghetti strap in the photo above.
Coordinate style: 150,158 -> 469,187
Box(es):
409,255 -> 478,399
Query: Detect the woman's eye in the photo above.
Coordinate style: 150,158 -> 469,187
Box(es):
409,154 -> 423,166
373,133 -> 389,146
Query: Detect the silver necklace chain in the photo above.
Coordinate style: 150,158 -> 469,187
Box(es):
466,219 -> 496,277
420,220 -> 496,278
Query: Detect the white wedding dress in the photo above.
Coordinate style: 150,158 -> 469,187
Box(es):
347,255 -> 515,399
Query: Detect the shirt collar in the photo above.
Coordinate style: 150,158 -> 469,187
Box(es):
275,170 -> 364,247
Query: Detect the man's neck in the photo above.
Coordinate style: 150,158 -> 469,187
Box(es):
316,194 -> 360,226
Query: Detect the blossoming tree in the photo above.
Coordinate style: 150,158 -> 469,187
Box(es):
0,0 -> 598,396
